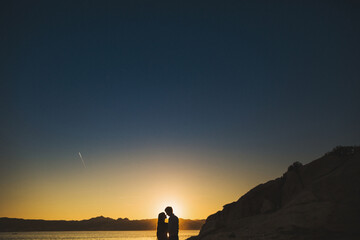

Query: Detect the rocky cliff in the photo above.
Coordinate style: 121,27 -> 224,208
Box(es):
190,146 -> 360,240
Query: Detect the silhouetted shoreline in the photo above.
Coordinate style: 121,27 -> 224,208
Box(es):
0,216 -> 204,232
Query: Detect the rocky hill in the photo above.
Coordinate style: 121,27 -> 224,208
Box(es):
189,146 -> 360,240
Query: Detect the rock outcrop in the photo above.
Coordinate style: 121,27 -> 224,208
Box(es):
190,146 -> 360,240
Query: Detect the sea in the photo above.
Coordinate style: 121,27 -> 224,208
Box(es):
0,230 -> 199,240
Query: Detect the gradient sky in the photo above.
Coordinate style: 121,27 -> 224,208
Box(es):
1,0 -> 360,220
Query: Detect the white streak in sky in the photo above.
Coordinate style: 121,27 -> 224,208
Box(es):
79,152 -> 86,169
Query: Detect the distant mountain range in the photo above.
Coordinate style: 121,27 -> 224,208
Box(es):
0,216 -> 205,232
189,146 -> 360,240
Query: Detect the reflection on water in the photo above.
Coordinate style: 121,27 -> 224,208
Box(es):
0,230 -> 199,240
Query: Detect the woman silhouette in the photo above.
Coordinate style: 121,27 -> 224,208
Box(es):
157,212 -> 168,240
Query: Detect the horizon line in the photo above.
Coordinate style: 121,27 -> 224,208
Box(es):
0,215 -> 206,221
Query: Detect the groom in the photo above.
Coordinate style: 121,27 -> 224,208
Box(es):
165,206 -> 179,240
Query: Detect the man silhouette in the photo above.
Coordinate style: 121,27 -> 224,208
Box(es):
165,206 -> 179,240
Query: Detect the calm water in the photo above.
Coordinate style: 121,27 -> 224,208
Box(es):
0,230 -> 199,240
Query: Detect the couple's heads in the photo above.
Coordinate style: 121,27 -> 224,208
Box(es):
158,206 -> 173,220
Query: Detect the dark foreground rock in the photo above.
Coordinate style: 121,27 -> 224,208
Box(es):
190,146 -> 360,240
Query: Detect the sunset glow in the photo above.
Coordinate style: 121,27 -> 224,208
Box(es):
0,147 -> 283,220
1,0 -> 359,223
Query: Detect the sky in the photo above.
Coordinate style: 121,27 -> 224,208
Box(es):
1,0 -> 360,220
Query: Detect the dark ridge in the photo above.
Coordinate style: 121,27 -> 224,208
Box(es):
189,146 -> 360,240
0,216 -> 205,232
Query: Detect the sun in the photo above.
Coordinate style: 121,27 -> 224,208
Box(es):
156,199 -> 183,218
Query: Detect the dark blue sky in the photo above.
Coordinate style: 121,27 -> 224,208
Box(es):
1,0 -> 360,174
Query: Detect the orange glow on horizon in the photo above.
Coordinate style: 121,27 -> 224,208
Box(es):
0,148 -> 284,220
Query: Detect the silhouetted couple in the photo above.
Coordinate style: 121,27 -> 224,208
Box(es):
157,206 -> 179,240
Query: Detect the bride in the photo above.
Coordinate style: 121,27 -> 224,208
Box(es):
157,212 -> 168,240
